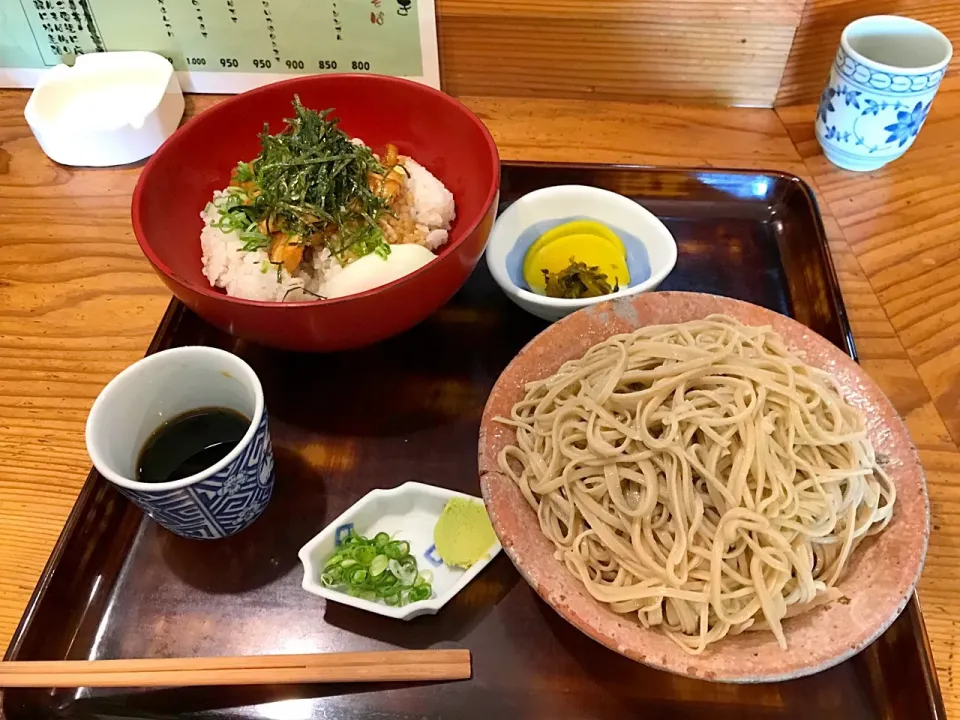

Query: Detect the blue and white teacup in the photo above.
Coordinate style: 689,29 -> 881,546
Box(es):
85,346 -> 274,539
816,15 -> 952,172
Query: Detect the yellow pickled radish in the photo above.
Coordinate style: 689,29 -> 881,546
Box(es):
526,219 -> 625,261
524,233 -> 630,294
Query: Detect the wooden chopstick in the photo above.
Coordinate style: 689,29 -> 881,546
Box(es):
0,649 -> 471,688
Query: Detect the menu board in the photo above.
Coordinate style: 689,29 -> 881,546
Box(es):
0,0 -> 439,92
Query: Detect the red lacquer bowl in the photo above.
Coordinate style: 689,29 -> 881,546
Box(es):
132,75 -> 500,352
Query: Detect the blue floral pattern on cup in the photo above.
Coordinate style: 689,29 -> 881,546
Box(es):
883,102 -> 932,146
119,412 -> 275,539
816,44 -> 947,171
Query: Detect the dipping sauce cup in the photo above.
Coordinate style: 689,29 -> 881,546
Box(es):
85,346 -> 274,539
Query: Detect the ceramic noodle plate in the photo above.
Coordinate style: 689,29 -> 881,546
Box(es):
478,291 -> 930,683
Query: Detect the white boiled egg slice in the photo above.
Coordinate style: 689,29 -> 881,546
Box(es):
322,244 -> 436,299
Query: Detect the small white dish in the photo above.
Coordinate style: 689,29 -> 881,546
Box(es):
485,185 -> 678,322
298,482 -> 502,620
24,51 -> 185,167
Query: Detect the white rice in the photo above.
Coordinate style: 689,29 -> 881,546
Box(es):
200,154 -> 455,303
404,157 -> 456,251
200,192 -> 335,302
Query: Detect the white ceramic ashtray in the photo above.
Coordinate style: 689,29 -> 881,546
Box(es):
24,51 -> 185,167
486,185 -> 678,322
298,482 -> 502,620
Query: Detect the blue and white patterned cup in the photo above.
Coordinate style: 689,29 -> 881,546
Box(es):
816,15 -> 952,172
85,347 -> 274,539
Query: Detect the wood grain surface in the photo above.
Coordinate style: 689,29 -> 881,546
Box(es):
777,88 -> 960,707
5,0 -> 959,108
435,0 -> 803,106
437,0 -> 960,107
2,89 -> 960,712
776,0 -> 960,106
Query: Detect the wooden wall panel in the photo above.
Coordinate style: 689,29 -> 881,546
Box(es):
435,0 -> 803,107
776,0 -> 960,106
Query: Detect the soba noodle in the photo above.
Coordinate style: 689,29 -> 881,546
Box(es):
496,315 -> 895,654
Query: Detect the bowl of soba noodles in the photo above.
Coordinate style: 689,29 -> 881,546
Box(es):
478,291 -> 928,682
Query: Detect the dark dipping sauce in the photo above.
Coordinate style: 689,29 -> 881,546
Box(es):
136,407 -> 250,484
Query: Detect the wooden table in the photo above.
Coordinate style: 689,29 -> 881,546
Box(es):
2,87 -> 960,711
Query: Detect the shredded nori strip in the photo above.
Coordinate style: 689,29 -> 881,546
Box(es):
231,96 -> 392,263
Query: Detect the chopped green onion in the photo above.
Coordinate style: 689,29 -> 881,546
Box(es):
240,232 -> 270,252
353,545 -> 376,565
369,554 -> 388,577
319,529 -> 432,607
234,161 -> 254,183
388,557 -> 418,587
407,585 -> 431,602
384,540 -> 409,560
